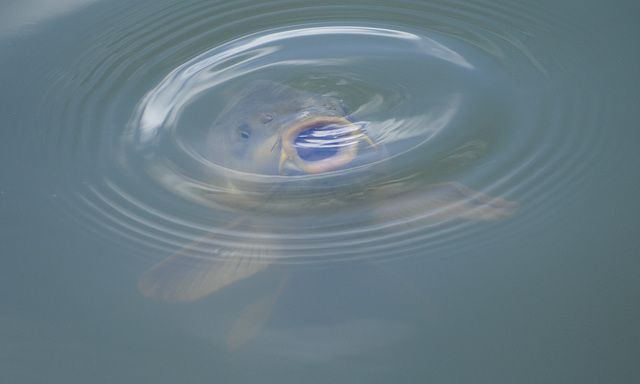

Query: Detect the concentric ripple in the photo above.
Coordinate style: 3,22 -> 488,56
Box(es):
33,0 -> 615,268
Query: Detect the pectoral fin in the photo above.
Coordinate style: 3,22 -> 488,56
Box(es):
376,182 -> 519,225
138,232 -> 273,302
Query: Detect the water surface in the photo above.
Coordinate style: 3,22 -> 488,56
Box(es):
1,0 -> 639,383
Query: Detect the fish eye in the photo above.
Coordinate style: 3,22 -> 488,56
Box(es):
237,123 -> 251,139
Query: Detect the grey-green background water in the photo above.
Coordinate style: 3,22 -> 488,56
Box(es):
1,0 -> 639,383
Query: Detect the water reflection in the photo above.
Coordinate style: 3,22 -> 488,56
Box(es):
0,0 -> 99,38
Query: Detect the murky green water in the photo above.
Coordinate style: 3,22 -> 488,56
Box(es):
1,0 -> 639,383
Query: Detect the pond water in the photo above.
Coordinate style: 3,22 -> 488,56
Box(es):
1,0 -> 638,383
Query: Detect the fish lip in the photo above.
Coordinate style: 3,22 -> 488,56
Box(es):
279,115 -> 362,174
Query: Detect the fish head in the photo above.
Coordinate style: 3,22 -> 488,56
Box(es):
206,80 -> 373,175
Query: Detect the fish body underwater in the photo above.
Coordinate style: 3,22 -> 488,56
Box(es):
138,80 -> 519,347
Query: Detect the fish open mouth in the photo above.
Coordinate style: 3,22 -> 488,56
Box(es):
279,116 -> 375,174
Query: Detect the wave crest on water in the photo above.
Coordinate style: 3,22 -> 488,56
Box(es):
118,24 -> 508,264
33,0 -> 609,267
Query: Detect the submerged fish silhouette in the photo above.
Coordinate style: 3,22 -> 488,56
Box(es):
138,80 -> 519,303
